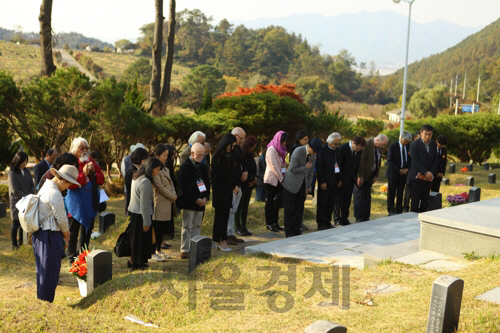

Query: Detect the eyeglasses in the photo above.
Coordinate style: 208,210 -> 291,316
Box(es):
79,146 -> 89,151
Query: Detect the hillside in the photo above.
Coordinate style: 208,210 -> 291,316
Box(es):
392,17 -> 500,99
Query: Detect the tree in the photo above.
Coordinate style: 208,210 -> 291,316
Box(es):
326,49 -> 358,96
150,0 -> 164,106
160,0 -> 176,106
39,0 -> 56,76
180,65 -> 226,107
114,39 -> 133,49
408,85 -> 447,118
123,58 -> 152,85
295,76 -> 334,111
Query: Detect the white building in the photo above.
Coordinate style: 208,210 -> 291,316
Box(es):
386,109 -> 413,123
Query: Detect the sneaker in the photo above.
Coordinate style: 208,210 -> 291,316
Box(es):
151,254 -> 166,262
160,253 -> 171,260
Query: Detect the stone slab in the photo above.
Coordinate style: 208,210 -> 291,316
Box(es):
475,287 -> 500,305
420,260 -> 470,272
363,239 -> 420,262
395,250 -> 448,265
366,283 -> 404,295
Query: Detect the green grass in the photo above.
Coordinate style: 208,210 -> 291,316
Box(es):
0,40 -> 42,83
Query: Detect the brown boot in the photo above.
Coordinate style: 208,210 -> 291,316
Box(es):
226,237 -> 238,245
231,235 -> 244,243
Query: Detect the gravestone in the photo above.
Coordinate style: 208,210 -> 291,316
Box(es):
426,275 -> 464,333
448,164 -> 455,174
428,192 -> 442,211
0,202 -> 6,218
87,250 -> 112,294
99,212 -> 115,234
488,174 -> 496,184
304,320 -> 347,333
468,187 -> 481,203
467,164 -> 473,172
441,178 -> 449,186
483,163 -> 490,171
188,235 -> 212,274
465,176 -> 474,187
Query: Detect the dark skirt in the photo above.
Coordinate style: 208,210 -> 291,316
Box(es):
128,212 -> 152,266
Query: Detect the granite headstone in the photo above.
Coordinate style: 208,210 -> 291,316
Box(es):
188,235 -> 212,274
426,275 -> 464,333
428,192 -> 442,211
465,176 -> 474,187
87,250 -> 112,294
99,212 -> 115,234
467,164 -> 473,172
448,164 -> 455,174
441,178 -> 449,186
468,187 -> 481,203
483,162 -> 490,171
304,320 -> 347,333
488,174 -> 496,184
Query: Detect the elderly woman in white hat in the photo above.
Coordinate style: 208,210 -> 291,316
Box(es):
33,165 -> 80,303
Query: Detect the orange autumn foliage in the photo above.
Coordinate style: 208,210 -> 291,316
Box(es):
217,84 -> 304,104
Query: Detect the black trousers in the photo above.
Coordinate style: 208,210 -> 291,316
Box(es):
334,182 -> 354,225
410,180 -> 432,213
431,177 -> 442,193
212,207 -> 230,242
128,212 -> 152,267
317,185 -> 337,228
353,172 -> 376,222
67,217 -> 95,263
283,182 -> 306,238
387,174 -> 407,214
403,183 -> 412,212
11,219 -> 23,247
265,183 -> 282,226
152,219 -> 170,252
235,186 -> 253,230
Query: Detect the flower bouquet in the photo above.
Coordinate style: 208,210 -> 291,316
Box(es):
69,246 -> 93,296
460,167 -> 468,172
446,192 -> 469,206
379,184 -> 388,194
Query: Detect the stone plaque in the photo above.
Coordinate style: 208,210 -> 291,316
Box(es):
467,164 -> 473,172
0,202 -> 6,218
465,176 -> 474,187
87,250 -> 112,294
488,174 -> 496,184
188,235 -> 212,274
448,164 -> 455,174
468,187 -> 480,203
304,320 -> 347,333
441,178 -> 449,186
483,162 -> 490,170
99,212 -> 115,234
426,275 -> 464,333
428,192 -> 442,211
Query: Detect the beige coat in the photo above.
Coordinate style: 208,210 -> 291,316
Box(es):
153,168 -> 177,221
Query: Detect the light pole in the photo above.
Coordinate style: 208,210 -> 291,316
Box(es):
393,0 -> 416,138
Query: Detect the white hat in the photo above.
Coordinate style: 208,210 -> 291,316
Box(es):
50,165 -> 81,187
130,143 -> 145,153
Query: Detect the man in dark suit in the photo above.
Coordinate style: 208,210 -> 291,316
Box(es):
316,133 -> 342,230
34,148 -> 59,187
334,136 -> 366,226
403,131 -> 421,212
386,132 -> 412,215
283,138 -> 322,237
431,135 -> 447,193
409,124 -> 439,213
354,134 -> 388,222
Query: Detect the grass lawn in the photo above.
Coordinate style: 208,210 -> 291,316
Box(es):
1,163 -> 500,332
0,41 -> 42,83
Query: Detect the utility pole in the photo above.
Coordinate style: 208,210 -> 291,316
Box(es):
455,99 -> 459,116
454,74 -> 458,97
449,77 -> 453,108
462,73 -> 467,100
476,75 -> 481,102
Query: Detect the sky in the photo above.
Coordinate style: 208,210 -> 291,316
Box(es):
2,0 -> 499,44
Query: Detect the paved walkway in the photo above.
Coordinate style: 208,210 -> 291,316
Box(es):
245,213 -> 471,271
56,49 -> 98,81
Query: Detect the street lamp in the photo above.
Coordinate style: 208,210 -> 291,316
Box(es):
393,0 -> 416,138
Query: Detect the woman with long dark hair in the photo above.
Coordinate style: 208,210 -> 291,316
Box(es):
264,131 -> 288,232
8,152 -> 34,249
127,157 -> 163,270
211,134 -> 239,251
234,136 -> 258,236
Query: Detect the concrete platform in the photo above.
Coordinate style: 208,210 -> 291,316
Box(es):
419,197 -> 500,257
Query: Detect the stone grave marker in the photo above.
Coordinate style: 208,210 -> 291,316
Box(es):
465,176 -> 474,186
188,235 -> 212,274
0,202 -> 6,218
426,275 -> 464,333
428,192 -> 442,211
476,287 -> 500,305
483,162 -> 490,171
448,164 -> 455,174
99,212 -> 115,233
468,187 -> 481,203
488,174 -> 496,184
467,164 -> 473,172
304,320 -> 347,333
441,178 -> 449,186
87,250 -> 112,294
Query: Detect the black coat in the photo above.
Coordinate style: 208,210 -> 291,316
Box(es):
176,158 -> 210,211
436,146 -> 447,175
242,153 -> 257,189
385,141 -> 411,180
34,159 -> 50,188
124,164 -> 138,215
337,142 -> 361,185
408,139 -> 439,181
232,145 -> 246,186
316,144 -> 341,187
211,152 -> 239,209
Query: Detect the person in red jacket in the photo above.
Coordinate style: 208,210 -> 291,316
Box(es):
66,137 -> 105,264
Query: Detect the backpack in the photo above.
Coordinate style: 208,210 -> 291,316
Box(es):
16,194 -> 52,233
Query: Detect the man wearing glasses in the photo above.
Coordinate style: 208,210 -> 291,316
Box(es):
315,133 -> 342,230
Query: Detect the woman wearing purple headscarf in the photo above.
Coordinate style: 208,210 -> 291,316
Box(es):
263,131 -> 288,232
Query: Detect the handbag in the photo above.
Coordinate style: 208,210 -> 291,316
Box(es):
114,226 -> 131,257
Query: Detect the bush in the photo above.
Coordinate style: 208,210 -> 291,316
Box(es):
353,118 -> 385,138
103,178 -> 124,198
0,184 -> 8,203
122,58 -> 152,85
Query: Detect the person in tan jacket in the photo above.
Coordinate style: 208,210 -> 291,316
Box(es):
152,144 -> 177,262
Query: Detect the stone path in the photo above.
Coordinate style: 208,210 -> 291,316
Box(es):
245,212 -> 471,271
